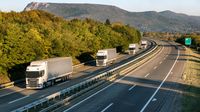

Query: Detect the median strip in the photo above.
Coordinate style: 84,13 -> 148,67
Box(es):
12,40 -> 160,112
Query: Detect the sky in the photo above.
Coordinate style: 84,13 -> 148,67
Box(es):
0,0 -> 200,16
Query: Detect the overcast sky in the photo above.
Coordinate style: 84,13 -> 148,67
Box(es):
0,0 -> 200,16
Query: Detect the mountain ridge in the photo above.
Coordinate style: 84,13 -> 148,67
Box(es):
24,2 -> 200,33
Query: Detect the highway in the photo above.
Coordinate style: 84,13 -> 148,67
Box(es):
0,40 -> 154,112
54,41 -> 186,112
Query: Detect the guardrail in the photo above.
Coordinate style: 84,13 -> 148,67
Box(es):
12,40 -> 159,112
0,79 -> 25,89
0,59 -> 96,89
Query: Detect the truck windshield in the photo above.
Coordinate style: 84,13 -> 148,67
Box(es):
97,56 -> 107,60
129,48 -> 135,50
26,70 -> 44,78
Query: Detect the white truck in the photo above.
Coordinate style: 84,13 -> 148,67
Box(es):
129,44 -> 137,54
26,57 -> 73,89
141,40 -> 148,49
96,48 -> 118,66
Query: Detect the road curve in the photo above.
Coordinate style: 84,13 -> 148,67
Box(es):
0,40 -> 155,112
55,40 -> 185,112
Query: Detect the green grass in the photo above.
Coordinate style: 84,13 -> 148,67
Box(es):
182,48 -> 200,112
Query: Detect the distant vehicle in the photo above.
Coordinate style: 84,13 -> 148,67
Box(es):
96,48 -> 118,66
141,40 -> 147,49
26,57 -> 73,89
129,44 -> 137,54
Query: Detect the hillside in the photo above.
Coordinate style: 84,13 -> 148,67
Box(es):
0,10 -> 141,84
24,2 -> 200,33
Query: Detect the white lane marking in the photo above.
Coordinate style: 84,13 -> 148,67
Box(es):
8,95 -> 29,104
64,45 -> 165,112
152,98 -> 157,102
123,44 -> 164,76
128,85 -> 136,91
0,89 -> 25,98
64,62 -> 142,112
140,49 -> 179,112
153,66 -> 157,70
159,61 -> 162,64
145,73 -> 150,78
101,103 -> 113,112
56,81 -> 70,86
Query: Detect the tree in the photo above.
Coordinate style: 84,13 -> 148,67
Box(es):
0,10 -> 141,84
105,19 -> 111,25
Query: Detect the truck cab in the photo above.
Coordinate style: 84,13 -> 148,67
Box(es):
129,44 -> 136,54
141,40 -> 147,49
96,50 -> 107,66
26,62 -> 47,89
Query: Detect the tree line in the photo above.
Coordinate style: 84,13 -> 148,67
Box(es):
175,33 -> 200,49
0,10 -> 141,83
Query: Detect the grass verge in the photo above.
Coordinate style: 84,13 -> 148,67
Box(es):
182,48 -> 200,112
0,74 -> 11,84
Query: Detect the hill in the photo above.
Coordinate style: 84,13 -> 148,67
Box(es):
24,2 -> 200,33
0,10 -> 141,84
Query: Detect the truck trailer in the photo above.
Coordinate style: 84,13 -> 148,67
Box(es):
26,57 -> 73,89
96,48 -> 118,66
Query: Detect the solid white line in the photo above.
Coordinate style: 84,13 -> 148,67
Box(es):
64,62 -> 142,112
144,73 -> 150,78
56,81 -> 70,86
128,85 -> 136,91
122,44 -> 164,76
140,49 -> 179,112
101,103 -> 113,112
64,44 -> 165,112
0,89 -> 25,98
63,73 -> 127,112
153,66 -> 157,70
8,95 -> 29,104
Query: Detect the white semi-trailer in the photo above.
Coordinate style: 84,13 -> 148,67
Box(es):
141,40 -> 147,49
26,57 -> 73,89
129,44 -> 137,54
96,48 -> 118,66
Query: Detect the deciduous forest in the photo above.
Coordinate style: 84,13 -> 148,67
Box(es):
0,10 -> 141,83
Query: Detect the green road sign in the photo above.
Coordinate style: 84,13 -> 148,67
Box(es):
185,38 -> 191,45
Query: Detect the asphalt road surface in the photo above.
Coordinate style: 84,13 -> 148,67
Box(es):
0,40 -> 154,112
58,41 -> 185,112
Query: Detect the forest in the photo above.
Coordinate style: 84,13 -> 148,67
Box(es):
176,34 -> 200,49
0,10 -> 141,83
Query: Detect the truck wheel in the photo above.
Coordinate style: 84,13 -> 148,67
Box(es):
51,81 -> 54,86
62,77 -> 65,82
63,76 -> 67,81
67,75 -> 69,79
43,83 -> 46,88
